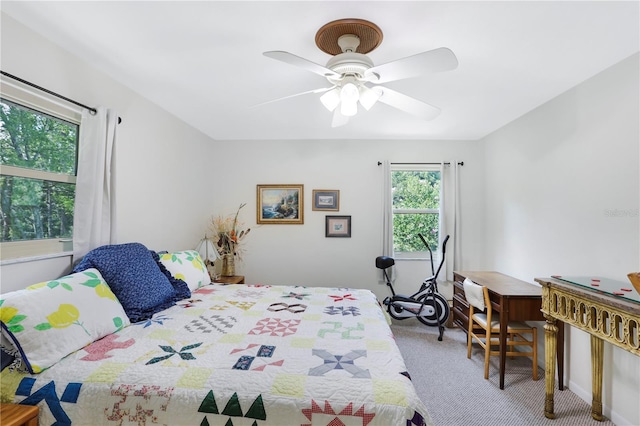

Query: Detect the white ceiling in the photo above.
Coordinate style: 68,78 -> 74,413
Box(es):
2,1 -> 638,141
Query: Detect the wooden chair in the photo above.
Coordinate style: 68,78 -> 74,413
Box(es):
463,278 -> 538,381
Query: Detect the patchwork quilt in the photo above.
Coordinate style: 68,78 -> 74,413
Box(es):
1,284 -> 432,425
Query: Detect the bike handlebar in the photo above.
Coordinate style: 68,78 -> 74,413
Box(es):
418,233 -> 450,280
418,233 -> 430,252
441,235 -> 450,254
418,233 -> 434,275
417,234 -> 450,254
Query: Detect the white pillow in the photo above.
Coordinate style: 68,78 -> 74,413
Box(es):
158,250 -> 211,291
0,268 -> 130,373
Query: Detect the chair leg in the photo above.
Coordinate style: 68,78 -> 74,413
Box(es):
484,334 -> 491,380
532,326 -> 538,380
467,312 -> 474,359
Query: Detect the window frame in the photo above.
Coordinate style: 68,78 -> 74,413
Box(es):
0,80 -> 81,262
391,164 -> 442,261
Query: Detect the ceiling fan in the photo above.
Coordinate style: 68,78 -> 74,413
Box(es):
259,18 -> 458,127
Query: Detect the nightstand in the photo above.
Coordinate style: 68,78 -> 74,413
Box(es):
214,275 -> 245,285
0,403 -> 39,426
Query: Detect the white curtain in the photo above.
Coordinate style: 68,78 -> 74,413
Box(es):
72,107 -> 118,260
381,160 -> 393,257
380,160 -> 394,284
453,162 -> 462,274
440,161 -> 462,281
439,162 -> 447,275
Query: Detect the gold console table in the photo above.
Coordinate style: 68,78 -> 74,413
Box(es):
535,276 -> 640,421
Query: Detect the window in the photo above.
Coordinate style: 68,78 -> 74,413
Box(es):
0,88 -> 80,260
391,165 -> 441,259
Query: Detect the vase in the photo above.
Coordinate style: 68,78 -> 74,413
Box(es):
221,254 -> 235,277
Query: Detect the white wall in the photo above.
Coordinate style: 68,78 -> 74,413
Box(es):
482,53 -> 640,425
1,13 -> 216,291
209,139 -> 484,301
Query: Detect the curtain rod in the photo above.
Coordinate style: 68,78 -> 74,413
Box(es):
377,161 -> 464,166
1,70 -> 122,124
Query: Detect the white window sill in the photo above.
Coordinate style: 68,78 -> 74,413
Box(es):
394,257 -> 429,261
0,251 -> 73,266
393,256 -> 441,261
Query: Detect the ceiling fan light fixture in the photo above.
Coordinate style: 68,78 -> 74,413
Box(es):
359,85 -> 381,110
340,99 -> 358,117
262,18 -> 457,126
320,88 -> 341,111
340,82 -> 359,116
340,82 -> 359,102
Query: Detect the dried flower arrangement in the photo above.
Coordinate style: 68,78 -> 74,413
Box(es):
209,203 -> 251,259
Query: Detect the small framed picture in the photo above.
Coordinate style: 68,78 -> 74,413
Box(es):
325,215 -> 351,238
257,184 -> 304,224
312,189 -> 340,211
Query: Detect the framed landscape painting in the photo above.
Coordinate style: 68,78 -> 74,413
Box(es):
256,184 -> 304,224
312,189 -> 340,211
325,215 -> 351,238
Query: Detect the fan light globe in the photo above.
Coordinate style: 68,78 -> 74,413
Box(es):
340,82 -> 360,102
340,100 -> 358,117
340,83 -> 359,116
359,85 -> 382,110
320,88 -> 341,111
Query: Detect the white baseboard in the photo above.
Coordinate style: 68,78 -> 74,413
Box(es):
568,379 -> 632,426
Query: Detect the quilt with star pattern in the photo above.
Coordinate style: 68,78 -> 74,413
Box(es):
1,283 -> 432,425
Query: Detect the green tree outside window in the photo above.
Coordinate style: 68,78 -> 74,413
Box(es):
392,169 -> 440,254
0,98 -> 78,242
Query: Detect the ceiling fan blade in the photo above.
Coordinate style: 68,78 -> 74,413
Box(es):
376,86 -> 441,121
264,51 -> 340,79
250,87 -> 334,108
365,47 -> 458,84
331,108 -> 350,128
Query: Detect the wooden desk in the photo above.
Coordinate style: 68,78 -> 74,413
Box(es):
536,277 -> 640,421
0,403 -> 39,426
454,271 -> 564,390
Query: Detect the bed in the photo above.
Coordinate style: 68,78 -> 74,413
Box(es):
1,244 -> 431,425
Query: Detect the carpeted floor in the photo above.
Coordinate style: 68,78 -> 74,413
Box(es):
391,319 -> 616,426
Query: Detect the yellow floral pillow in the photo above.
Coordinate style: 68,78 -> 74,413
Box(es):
158,250 -> 211,291
0,268 -> 129,373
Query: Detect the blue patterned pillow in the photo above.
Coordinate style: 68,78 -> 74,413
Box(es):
152,251 -> 191,301
73,243 -> 178,322
1,348 -> 15,371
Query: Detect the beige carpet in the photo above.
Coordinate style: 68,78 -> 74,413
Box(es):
391,319 -> 616,426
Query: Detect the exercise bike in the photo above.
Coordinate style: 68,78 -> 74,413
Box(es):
376,234 -> 450,341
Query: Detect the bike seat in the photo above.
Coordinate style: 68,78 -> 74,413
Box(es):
375,256 -> 395,270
